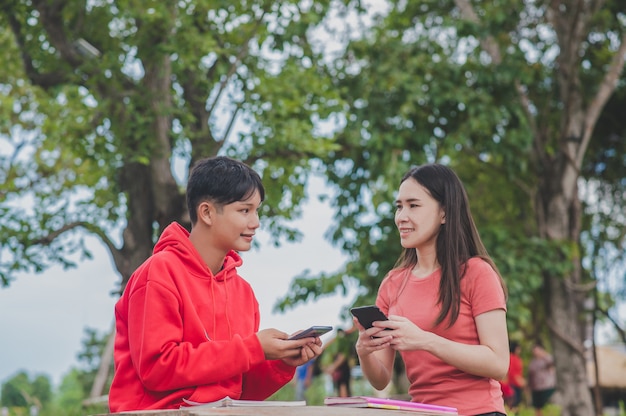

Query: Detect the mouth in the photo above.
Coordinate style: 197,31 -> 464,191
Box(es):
241,233 -> 255,241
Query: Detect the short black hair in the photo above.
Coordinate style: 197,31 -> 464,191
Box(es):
186,156 -> 265,224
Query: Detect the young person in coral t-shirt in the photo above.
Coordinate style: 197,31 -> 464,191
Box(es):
354,164 -> 509,416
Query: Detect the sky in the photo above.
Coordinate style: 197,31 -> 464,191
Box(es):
0,177 -> 358,388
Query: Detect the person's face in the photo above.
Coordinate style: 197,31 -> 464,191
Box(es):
394,178 -> 445,250
211,190 -> 262,253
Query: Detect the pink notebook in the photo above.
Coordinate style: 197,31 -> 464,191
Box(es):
324,396 -> 458,414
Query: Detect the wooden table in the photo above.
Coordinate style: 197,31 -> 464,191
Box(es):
93,406 -> 429,416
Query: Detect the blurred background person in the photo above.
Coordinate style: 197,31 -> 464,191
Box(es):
506,341 -> 526,412
528,342 -> 556,416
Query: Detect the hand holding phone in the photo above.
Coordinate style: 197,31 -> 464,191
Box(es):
288,325 -> 333,340
350,305 -> 389,329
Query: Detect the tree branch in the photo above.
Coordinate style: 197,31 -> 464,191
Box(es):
546,318 -> 586,356
596,307 -> 626,345
454,0 -> 501,64
32,0 -> 84,67
2,6 -> 71,88
31,221 -> 121,265
578,32 -> 626,166
206,11 -> 266,118
454,0 -> 540,166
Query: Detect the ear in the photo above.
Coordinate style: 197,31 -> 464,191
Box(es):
440,208 -> 446,224
196,201 -> 215,226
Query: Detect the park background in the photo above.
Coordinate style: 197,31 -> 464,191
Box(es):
1,1 -> 625,416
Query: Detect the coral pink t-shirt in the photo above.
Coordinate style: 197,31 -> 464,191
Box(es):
376,257 -> 507,416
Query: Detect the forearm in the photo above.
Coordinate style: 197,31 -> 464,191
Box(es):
137,334 -> 265,390
423,333 -> 508,380
241,360 -> 295,400
358,348 -> 393,391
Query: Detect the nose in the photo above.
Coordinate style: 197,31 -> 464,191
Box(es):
250,211 -> 260,229
395,209 -> 407,225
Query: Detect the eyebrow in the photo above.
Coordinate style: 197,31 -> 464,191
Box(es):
237,201 -> 262,208
395,197 -> 421,204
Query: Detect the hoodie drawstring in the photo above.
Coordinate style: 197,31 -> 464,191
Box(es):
205,268 -> 233,341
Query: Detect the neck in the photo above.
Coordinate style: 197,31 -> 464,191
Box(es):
189,226 -> 227,275
412,248 -> 439,278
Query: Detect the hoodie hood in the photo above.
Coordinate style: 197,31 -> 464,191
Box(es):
153,222 -> 242,281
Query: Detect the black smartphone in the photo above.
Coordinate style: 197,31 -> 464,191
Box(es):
288,325 -> 333,340
350,305 -> 389,329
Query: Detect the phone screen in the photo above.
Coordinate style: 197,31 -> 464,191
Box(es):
288,325 -> 333,340
350,305 -> 388,329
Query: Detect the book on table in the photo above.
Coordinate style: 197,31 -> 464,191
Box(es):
182,396 -> 306,408
324,396 -> 458,415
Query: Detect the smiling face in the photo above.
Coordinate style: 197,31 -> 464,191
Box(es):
210,190 -> 262,253
394,177 -> 446,250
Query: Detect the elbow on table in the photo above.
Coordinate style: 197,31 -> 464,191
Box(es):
366,375 -> 391,392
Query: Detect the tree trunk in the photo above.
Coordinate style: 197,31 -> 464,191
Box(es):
538,145 -> 594,415
547,276 -> 594,415
90,322 -> 116,399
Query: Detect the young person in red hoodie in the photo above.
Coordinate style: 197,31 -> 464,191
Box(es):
109,156 -> 323,412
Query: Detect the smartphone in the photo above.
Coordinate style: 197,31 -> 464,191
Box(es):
350,305 -> 389,329
288,325 -> 333,340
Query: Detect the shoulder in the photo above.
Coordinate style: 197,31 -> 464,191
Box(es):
119,255 -> 162,300
464,256 -> 495,273
380,268 -> 408,287
377,268 -> 409,307
462,257 -> 506,310
128,250 -> 188,289
462,257 -> 501,285
383,268 -> 407,284
145,251 -> 183,278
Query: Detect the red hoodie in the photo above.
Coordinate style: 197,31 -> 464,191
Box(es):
109,222 -> 295,411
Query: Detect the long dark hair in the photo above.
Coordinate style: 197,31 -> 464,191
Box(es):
393,164 -> 507,327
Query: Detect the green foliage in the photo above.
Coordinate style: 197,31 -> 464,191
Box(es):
0,371 -> 51,409
0,326 -> 112,415
275,6 -> 625,415
0,0 -> 345,288
581,71 -> 626,332
277,0 -> 625,335
510,403 -> 562,416
38,368 -> 109,416
1,372 -> 29,408
53,369 -> 86,413
74,328 -> 112,397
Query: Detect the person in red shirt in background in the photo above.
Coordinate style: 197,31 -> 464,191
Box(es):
506,341 -> 526,412
499,376 -> 514,408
